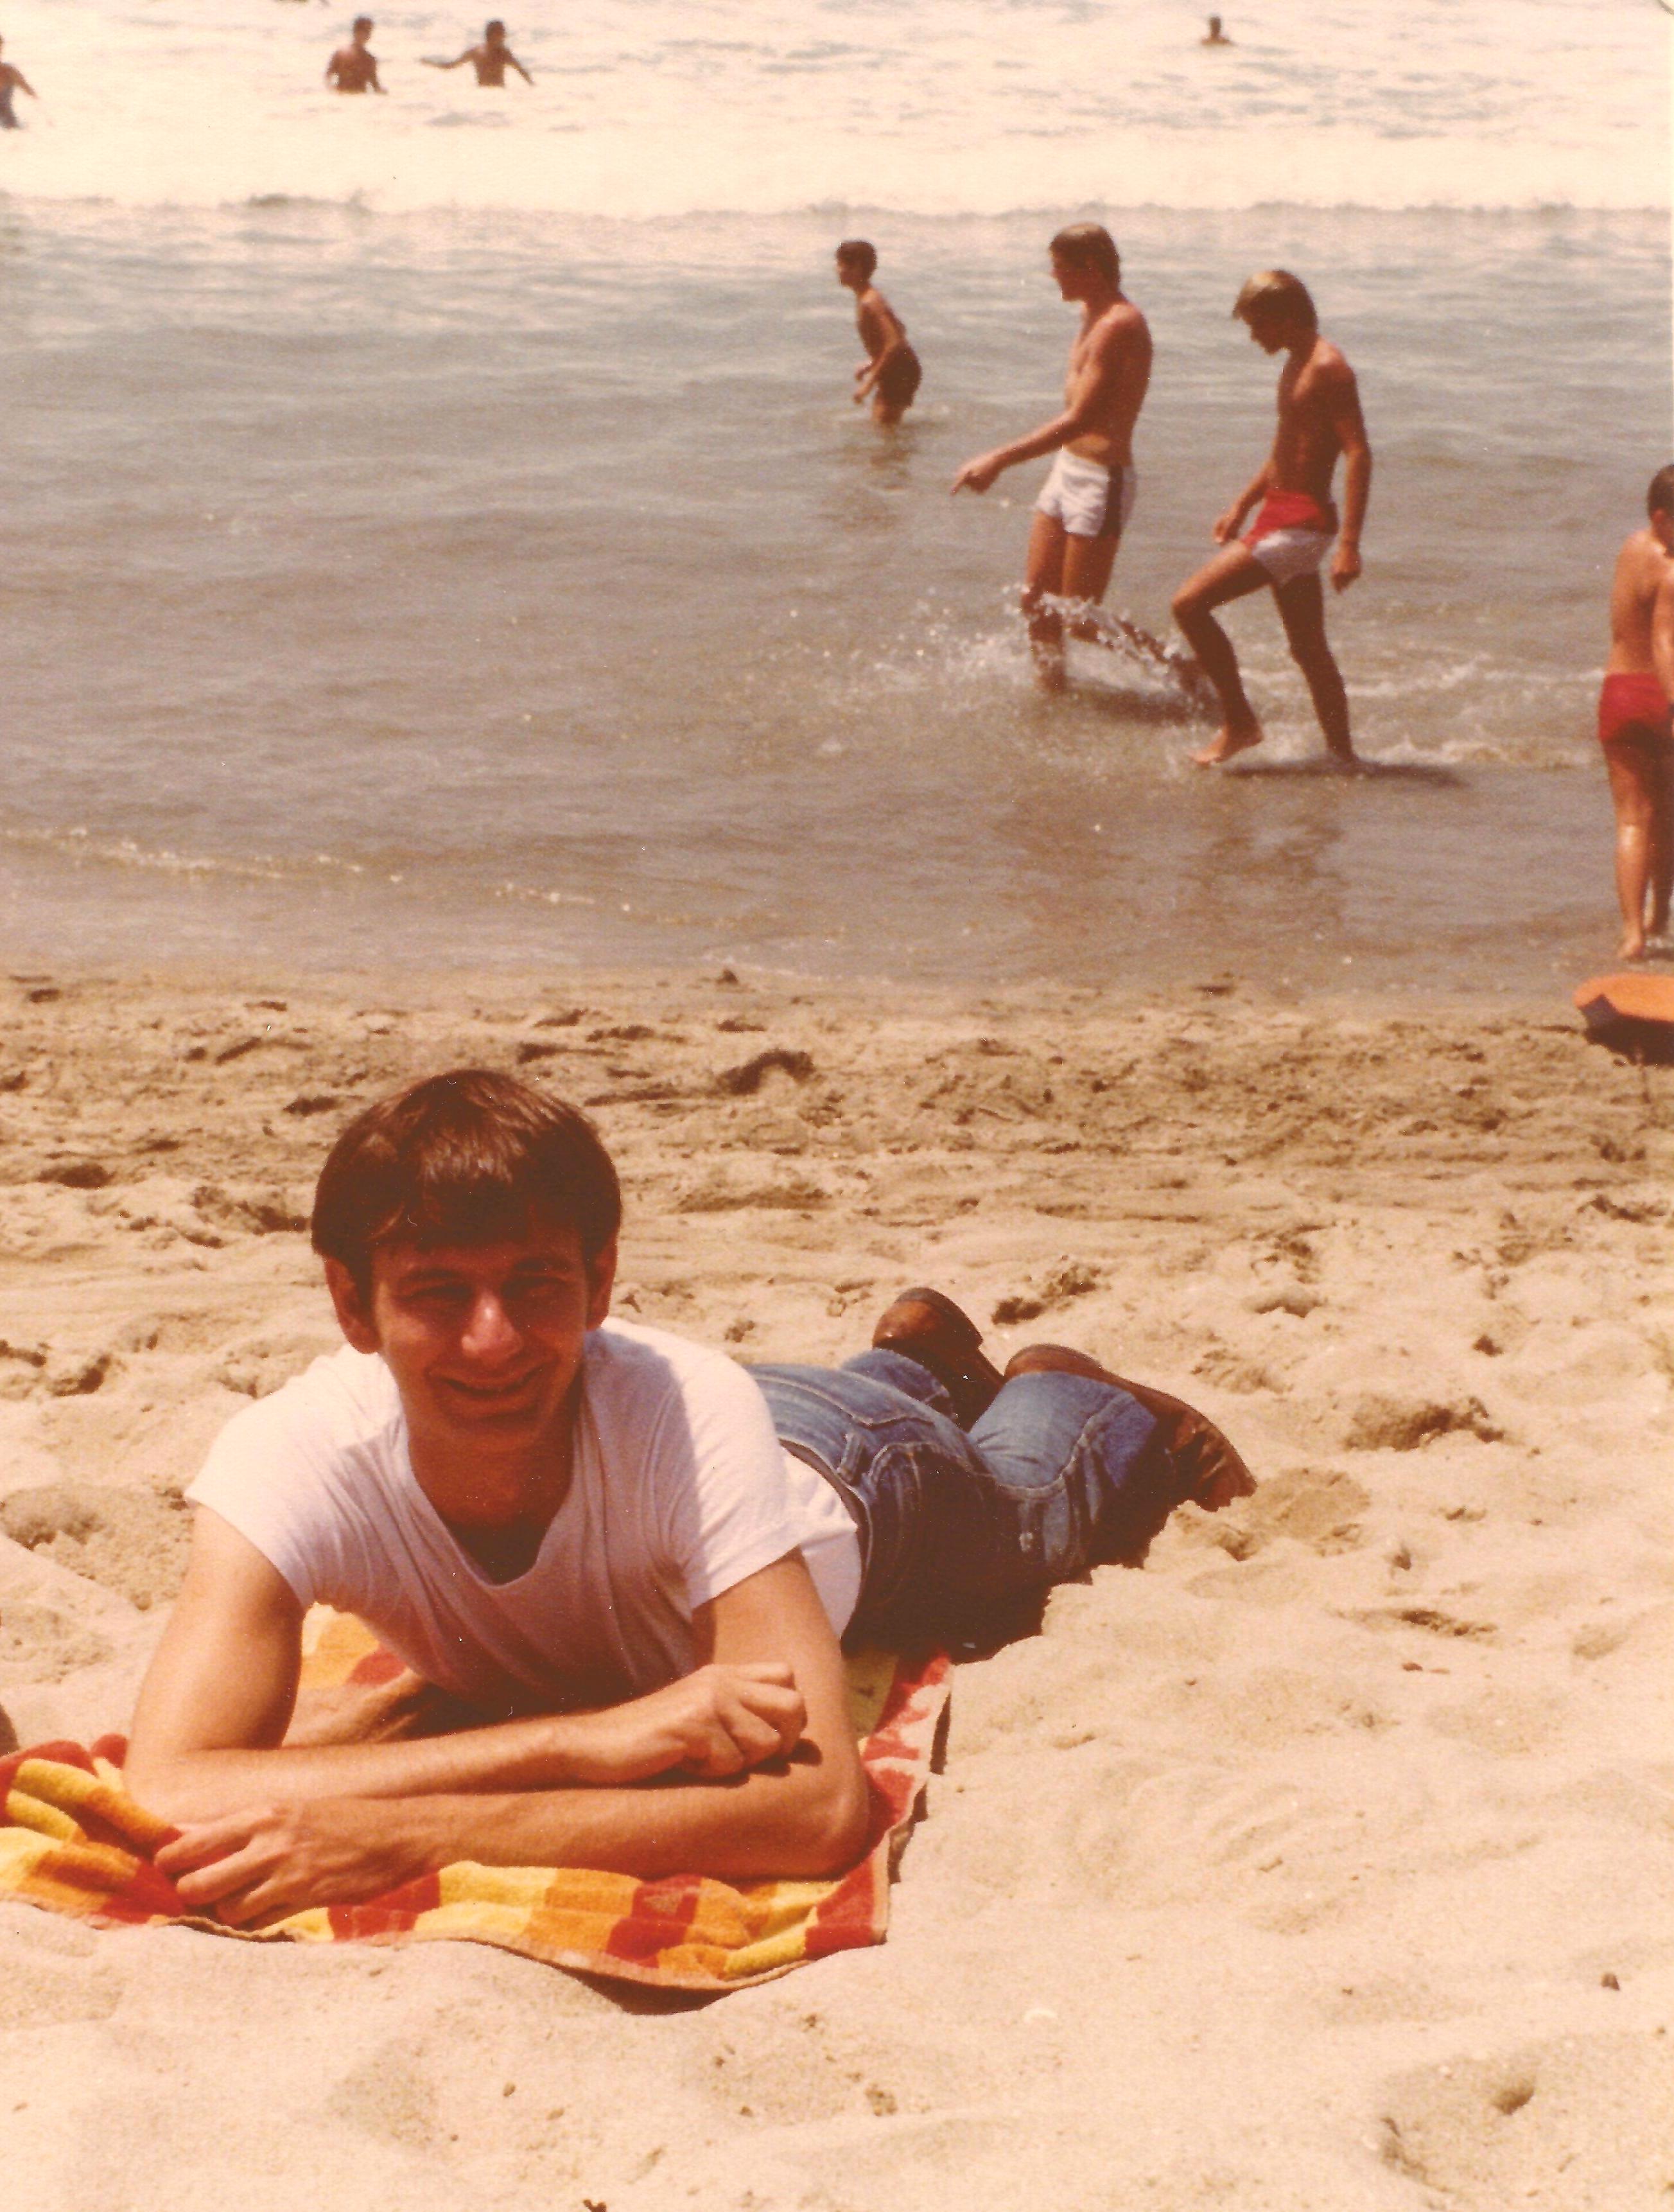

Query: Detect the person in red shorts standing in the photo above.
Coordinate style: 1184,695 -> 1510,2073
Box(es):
1599,466 -> 1674,960
1171,270 -> 1371,768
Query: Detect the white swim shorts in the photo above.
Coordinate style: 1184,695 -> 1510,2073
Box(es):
1034,450 -> 1137,541
1247,525 -> 1335,586
1243,493 -> 1338,587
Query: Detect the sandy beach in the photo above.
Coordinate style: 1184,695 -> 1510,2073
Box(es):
1,962 -> 1670,2208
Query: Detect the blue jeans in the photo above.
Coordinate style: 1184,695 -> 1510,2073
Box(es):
750,1350 -> 1174,1642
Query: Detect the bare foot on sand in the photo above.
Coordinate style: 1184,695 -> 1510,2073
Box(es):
1617,927 -> 1649,961
1192,721 -> 1263,767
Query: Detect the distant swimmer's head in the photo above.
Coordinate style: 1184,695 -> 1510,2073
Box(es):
1647,464 -> 1674,528
353,15 -> 374,38
1048,223 -> 1120,300
835,240 -> 877,290
1234,270 -> 1317,352
485,18 -> 507,40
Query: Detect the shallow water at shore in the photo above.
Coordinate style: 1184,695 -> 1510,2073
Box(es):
0,194 -> 1666,999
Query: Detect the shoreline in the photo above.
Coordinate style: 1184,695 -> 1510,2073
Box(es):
3,961 -> 1671,2207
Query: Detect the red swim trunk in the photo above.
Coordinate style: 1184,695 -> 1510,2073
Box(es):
1244,490 -> 1339,546
1597,671 -> 1671,748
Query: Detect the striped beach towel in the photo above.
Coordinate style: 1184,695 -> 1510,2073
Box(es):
0,1609 -> 950,1990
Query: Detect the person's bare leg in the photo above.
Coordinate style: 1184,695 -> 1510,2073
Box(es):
1648,740 -> 1674,941
1605,738 -> 1659,958
1059,531 -> 1120,651
1171,543 -> 1272,764
872,394 -> 905,427
1022,512 -> 1070,690
1276,571 -> 1356,763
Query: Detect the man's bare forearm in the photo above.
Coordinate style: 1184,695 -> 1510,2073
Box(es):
1227,461 -> 1273,523
371,1758 -> 870,1882
1653,587 -> 1674,703
990,410 -> 1089,473
127,1712 -> 604,1822
1340,444 -> 1372,546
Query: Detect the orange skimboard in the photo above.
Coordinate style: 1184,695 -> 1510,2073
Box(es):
1574,971 -> 1674,1058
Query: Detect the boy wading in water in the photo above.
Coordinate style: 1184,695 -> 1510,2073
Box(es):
326,17 -> 385,94
0,38 -> 39,129
835,241 -> 921,426
950,224 -> 1152,693
1173,270 -> 1371,767
1598,466 -> 1674,959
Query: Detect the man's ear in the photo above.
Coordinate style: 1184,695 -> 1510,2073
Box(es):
324,1257 -> 382,1353
586,1236 -> 618,1331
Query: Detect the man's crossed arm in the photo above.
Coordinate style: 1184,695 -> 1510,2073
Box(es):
125,1509 -> 871,1926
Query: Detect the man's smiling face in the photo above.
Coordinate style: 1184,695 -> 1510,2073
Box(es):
328,1219 -> 615,1514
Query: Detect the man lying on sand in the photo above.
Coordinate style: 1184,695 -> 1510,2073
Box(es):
952,224 -> 1153,692
124,1071 -> 1251,1920
326,17 -> 385,94
1598,464 -> 1674,960
423,21 -> 534,87
1172,270 -> 1371,768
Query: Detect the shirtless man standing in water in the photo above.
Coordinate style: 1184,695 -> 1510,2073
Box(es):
1597,466 -> 1674,959
0,38 -> 39,129
326,19 -> 385,94
952,224 -> 1152,691
423,21 -> 534,87
1173,270 -> 1370,767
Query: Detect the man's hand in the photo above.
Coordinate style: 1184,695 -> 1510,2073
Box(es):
952,453 -> 1004,496
157,1796 -> 433,1926
1212,503 -> 1246,545
1330,539 -> 1362,592
559,1662 -> 806,1784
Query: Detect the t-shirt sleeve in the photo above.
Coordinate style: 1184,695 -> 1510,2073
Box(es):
186,1367 -> 366,1612
644,1347 -> 814,1612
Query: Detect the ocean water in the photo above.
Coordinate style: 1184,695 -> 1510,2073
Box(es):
0,1 -> 1666,995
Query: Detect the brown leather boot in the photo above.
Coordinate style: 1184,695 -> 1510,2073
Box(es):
1003,1344 -> 1256,1512
871,1287 -> 1005,1428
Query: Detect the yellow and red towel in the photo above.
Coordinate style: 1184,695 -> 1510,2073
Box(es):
0,1610 -> 950,1991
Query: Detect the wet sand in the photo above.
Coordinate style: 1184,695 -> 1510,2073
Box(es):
3,963 -> 1671,2209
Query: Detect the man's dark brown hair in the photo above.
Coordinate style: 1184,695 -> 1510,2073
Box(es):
311,1069 -> 622,1296
1233,269 -> 1318,333
835,239 -> 877,279
1049,222 -> 1120,289
1647,464 -> 1674,519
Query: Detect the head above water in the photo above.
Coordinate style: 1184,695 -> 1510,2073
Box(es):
352,16 -> 373,37
1233,270 -> 1318,340
1048,223 -> 1120,291
485,19 -> 507,40
312,1069 -> 622,1300
835,239 -> 877,283
1647,464 -> 1674,524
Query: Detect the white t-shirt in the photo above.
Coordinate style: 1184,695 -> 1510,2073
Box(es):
187,1318 -> 862,1709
